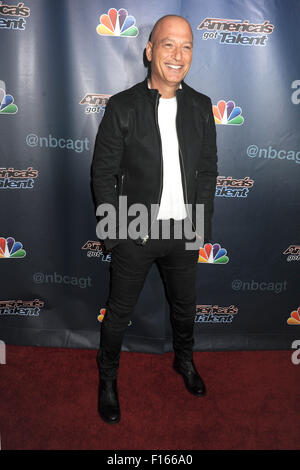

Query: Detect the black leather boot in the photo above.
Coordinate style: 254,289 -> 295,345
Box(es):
98,379 -> 120,424
173,359 -> 206,396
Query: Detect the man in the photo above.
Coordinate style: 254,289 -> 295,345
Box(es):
91,15 -> 218,424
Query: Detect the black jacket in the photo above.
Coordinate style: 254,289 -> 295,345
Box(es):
91,78 -> 218,250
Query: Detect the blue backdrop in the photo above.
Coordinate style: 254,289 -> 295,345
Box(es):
0,0 -> 299,352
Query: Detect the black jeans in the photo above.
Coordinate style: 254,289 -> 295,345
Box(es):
97,219 -> 200,380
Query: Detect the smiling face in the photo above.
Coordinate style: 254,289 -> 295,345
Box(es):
146,16 -> 193,97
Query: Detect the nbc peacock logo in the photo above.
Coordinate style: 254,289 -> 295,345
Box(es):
97,308 -> 107,322
198,243 -> 229,264
0,237 -> 26,259
287,307 -> 300,325
0,80 -> 18,114
96,8 -> 139,37
97,307 -> 132,326
213,100 -> 244,125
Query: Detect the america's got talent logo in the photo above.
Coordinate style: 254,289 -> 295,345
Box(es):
198,17 -> 274,46
79,93 -> 111,115
0,1 -> 30,31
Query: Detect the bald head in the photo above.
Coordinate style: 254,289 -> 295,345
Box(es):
149,15 -> 193,44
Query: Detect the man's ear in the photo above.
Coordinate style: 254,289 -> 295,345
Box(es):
145,41 -> 152,62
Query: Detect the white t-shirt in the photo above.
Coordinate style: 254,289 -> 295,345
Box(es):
156,95 -> 187,220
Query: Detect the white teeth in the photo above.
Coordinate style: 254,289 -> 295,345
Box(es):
166,64 -> 182,69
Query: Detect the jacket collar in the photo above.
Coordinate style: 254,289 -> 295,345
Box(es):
141,77 -> 184,100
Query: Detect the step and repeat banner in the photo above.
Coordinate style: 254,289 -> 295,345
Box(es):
0,0 -> 299,352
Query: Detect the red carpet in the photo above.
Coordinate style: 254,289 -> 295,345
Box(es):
0,345 -> 299,450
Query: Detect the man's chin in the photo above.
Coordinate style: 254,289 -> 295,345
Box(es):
150,73 -> 186,90
166,78 -> 184,88
165,72 -> 187,86
162,73 -> 184,84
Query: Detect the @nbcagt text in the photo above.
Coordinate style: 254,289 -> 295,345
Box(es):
107,453 -> 192,467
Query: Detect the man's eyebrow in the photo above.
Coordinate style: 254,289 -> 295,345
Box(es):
159,37 -> 193,44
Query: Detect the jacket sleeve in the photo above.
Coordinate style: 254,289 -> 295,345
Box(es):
197,98 -> 218,243
91,98 -> 124,250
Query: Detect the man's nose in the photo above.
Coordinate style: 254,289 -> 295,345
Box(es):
173,45 -> 182,61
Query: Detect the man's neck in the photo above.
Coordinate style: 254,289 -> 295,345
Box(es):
148,77 -> 181,98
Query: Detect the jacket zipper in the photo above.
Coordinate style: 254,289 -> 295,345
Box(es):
176,108 -> 197,236
119,174 -> 124,195
178,145 -> 197,235
139,92 -> 163,245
